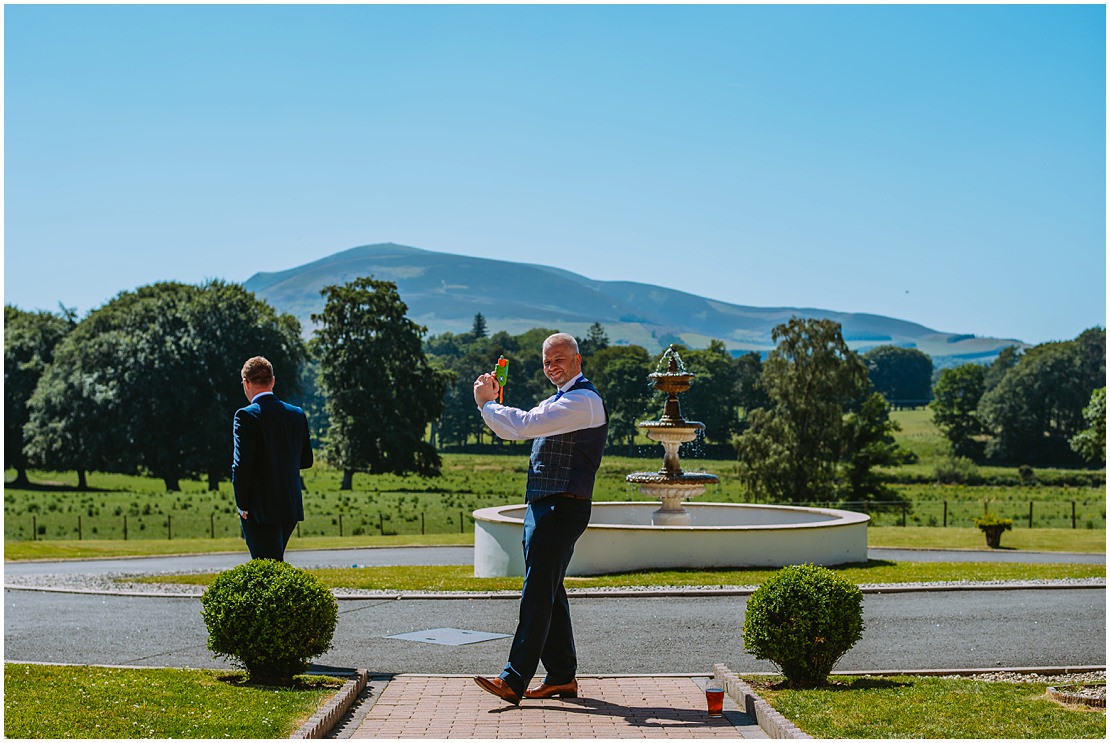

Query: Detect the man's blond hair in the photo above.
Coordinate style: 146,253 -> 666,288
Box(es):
241,356 -> 275,386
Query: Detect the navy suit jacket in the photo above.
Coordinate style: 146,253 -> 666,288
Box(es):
232,393 -> 313,525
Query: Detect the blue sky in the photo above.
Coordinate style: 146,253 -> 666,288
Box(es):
4,3 -> 1105,346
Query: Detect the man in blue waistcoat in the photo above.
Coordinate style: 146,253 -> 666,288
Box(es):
471,333 -> 608,706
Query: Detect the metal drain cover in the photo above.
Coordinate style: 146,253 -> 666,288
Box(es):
385,627 -> 511,646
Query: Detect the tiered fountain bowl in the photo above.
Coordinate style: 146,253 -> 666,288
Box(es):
473,346 -> 868,577
626,346 -> 719,526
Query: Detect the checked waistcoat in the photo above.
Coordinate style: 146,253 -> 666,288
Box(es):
524,378 -> 608,502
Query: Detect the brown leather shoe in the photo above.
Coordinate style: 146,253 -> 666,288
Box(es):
524,679 -> 578,699
473,676 -> 521,705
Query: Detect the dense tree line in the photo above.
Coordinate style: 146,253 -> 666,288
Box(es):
423,320 -> 762,456
930,328 -> 1105,467
5,277 -> 1103,502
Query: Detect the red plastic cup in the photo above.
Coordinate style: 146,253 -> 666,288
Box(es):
705,687 -> 724,717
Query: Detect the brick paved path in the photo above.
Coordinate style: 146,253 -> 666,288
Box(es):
348,675 -> 766,739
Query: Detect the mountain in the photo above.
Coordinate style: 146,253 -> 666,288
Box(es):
242,242 -> 1023,364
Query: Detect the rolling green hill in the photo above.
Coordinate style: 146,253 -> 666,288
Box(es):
243,242 -> 1023,364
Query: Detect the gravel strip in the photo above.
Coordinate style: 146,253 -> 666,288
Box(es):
938,670 -> 1106,685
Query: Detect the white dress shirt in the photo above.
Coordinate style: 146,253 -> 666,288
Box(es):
480,375 -> 607,441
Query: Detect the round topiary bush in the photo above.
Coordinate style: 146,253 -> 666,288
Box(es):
201,559 -> 338,685
742,563 -> 864,688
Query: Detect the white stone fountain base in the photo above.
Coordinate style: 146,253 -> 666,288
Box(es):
472,501 -> 870,577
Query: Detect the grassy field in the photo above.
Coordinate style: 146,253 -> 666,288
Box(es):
5,409 -> 1105,543
4,461 -> 1104,542
745,673 -> 1106,739
3,664 -> 340,739
4,526 -> 1105,562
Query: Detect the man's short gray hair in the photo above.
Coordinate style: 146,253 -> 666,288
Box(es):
544,333 -> 580,353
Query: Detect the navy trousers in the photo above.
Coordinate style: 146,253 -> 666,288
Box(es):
241,518 -> 297,561
499,495 -> 592,697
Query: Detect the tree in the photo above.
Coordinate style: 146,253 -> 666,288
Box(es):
840,393 -> 912,506
677,340 -> 742,445
734,351 -> 770,419
470,313 -> 488,339
861,345 -> 933,407
5,305 -> 75,486
311,277 -> 449,488
503,327 -> 559,407
983,345 -> 1021,392
436,369 -> 480,447
185,281 -> 307,490
979,329 -> 1105,465
736,318 -> 870,503
587,344 -> 652,451
23,281 -> 306,491
1070,387 -> 1106,466
578,322 -> 610,358
435,340 -> 508,448
929,363 -> 987,459
25,283 -> 198,489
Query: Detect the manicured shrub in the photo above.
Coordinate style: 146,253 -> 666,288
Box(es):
933,455 -> 982,485
742,563 -> 864,688
201,559 -> 338,685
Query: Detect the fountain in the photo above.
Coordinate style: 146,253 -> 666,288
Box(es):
626,346 -> 719,526
473,347 -> 869,577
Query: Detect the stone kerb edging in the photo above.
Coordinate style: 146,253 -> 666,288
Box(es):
713,663 -> 811,739
290,669 -> 369,739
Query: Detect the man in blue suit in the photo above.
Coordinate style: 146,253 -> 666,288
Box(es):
232,356 -> 313,561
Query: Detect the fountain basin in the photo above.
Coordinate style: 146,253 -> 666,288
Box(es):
473,501 -> 869,577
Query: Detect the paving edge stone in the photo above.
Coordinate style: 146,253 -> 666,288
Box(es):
290,669 -> 369,739
714,663 -> 811,739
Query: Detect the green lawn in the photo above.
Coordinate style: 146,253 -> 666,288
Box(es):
746,673 -> 1106,739
5,664 -> 1102,739
5,525 -> 1105,562
866,525 -> 1106,552
133,560 -> 1104,593
3,664 -> 341,739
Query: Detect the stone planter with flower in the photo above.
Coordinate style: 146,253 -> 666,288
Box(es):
973,513 -> 1013,548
